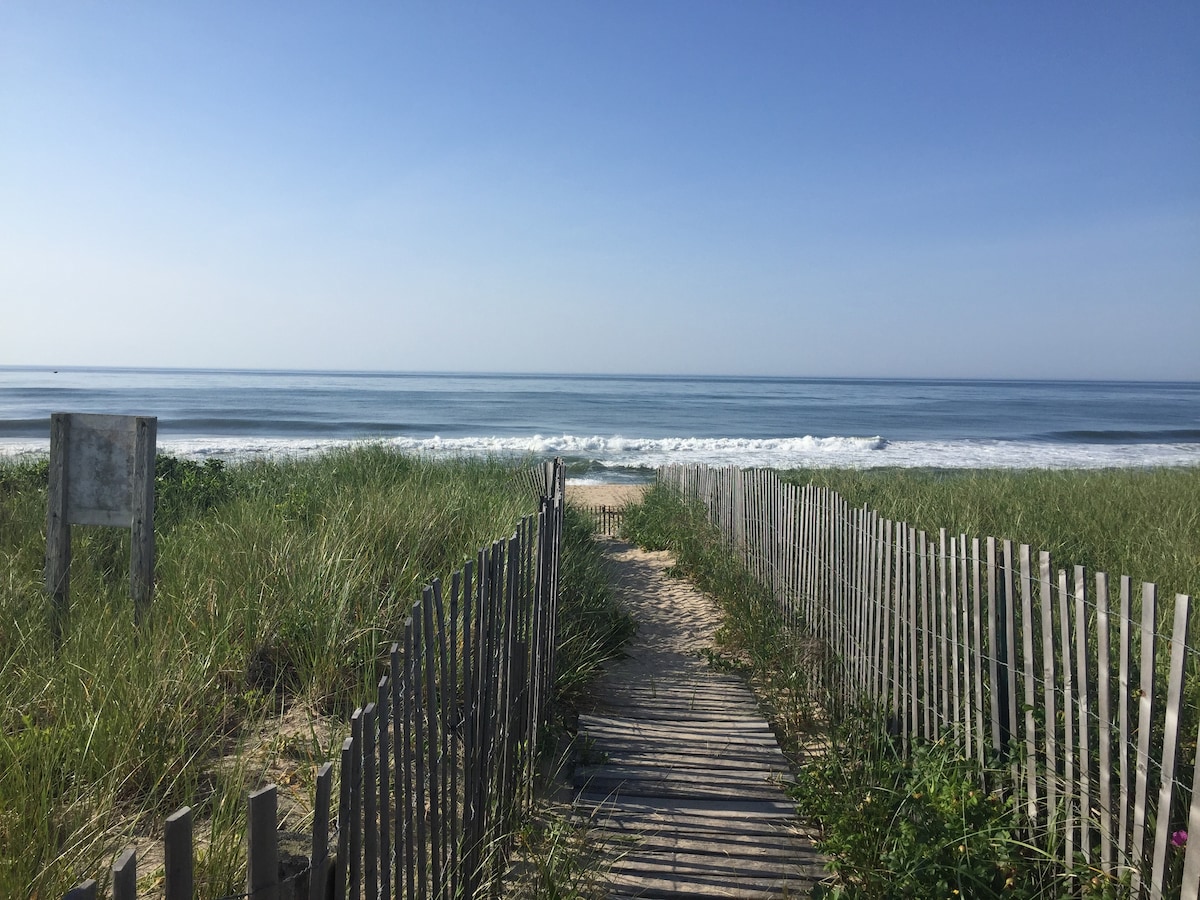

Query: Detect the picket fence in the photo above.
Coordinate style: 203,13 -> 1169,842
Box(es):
64,459 -> 567,900
576,505 -> 625,536
659,464 -> 1200,900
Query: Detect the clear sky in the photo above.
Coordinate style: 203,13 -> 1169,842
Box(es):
2,3 -> 1197,379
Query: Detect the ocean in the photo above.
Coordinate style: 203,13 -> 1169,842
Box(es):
1,367 -> 1197,482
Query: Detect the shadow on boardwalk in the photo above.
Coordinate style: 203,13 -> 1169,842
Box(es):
572,539 -> 827,899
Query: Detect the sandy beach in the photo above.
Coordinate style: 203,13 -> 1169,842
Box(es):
566,482 -> 649,507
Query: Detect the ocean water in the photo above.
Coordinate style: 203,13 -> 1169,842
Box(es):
1,367 -> 1197,482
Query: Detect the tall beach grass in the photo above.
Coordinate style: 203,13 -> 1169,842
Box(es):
0,447 -> 624,898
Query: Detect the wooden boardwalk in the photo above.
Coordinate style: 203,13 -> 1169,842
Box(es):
571,541 -> 825,899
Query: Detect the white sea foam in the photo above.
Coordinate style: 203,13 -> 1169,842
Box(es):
5,433 -> 1199,475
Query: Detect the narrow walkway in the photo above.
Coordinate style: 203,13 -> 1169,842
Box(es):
572,539 -> 825,899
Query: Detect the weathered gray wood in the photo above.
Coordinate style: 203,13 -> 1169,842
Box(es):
311,763 -> 332,900
336,737 -> 353,900
971,537 -> 985,767
986,537 -> 1002,756
1130,582 -> 1158,897
1037,551 -> 1058,842
1180,694 -> 1200,900
46,412 -> 71,641
948,536 -> 964,755
1094,573 -> 1114,875
375,679 -> 389,900
1117,575 -> 1133,867
248,785 -> 279,900
420,589 -> 441,900
63,880 -> 97,900
1149,593 -> 1190,898
1073,566 -> 1092,862
938,529 -> 951,740
1001,540 -> 1018,765
362,703 -> 377,900
164,806 -> 193,900
111,848 -> 136,900
389,644 -> 404,900
349,708 -> 362,900
918,530 -> 932,741
1059,568 -> 1076,862
130,416 -> 156,623
1019,544 -> 1037,823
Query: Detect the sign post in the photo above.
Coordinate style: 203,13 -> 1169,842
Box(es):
46,413 -> 157,639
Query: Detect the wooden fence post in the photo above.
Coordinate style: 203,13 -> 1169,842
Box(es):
165,806 -> 193,900
111,849 -> 136,900
248,786 -> 279,900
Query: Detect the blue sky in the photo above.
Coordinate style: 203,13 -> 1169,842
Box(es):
2,3 -> 1197,379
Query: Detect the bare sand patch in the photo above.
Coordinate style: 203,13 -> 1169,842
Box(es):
566,482 -> 649,508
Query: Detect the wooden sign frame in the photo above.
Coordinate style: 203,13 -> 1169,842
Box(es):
46,413 -> 157,637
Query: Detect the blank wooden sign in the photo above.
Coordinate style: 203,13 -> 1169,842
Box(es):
46,412 -> 157,637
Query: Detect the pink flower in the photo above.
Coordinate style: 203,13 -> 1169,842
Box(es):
1171,830 -> 1187,848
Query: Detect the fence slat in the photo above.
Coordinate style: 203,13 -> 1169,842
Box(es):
248,785 -> 279,900
312,763 -> 332,900
1094,573 -> 1114,875
165,807 -> 193,900
1131,583 -> 1159,896
111,849 -> 136,900
1149,593 -> 1191,898
1073,566 -> 1092,864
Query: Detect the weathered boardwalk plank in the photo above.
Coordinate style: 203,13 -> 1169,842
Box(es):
573,540 -> 825,898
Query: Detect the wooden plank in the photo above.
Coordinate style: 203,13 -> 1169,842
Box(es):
918,530 -> 931,741
1130,582 -> 1158,896
164,806 -> 193,900
590,748 -> 790,773
362,703 -> 377,900
1094,573 -> 1114,875
421,588 -> 442,900
311,764 -> 332,900
1073,566 -> 1092,863
349,709 -> 362,900
63,880 -> 97,900
1149,593 -> 1191,898
987,536 -> 1002,756
949,535 -> 964,756
130,415 -> 156,624
604,867 -> 817,896
389,644 -> 404,900
1020,544 -> 1038,823
248,785 -> 279,900
46,412 -> 71,641
1059,568 -> 1076,862
577,793 -> 799,819
971,537 -> 985,767
336,737 -> 353,900
1179,689 -> 1200,900
1002,539 -> 1018,763
111,848 -> 136,900
589,829 -> 810,853
1117,575 -> 1133,868
1038,551 -> 1058,845
375,678 -> 389,900
939,529 -> 951,740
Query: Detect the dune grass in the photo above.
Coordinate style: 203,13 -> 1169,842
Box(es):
623,468 -> 1200,898
778,466 -> 1200,603
0,448 -> 623,899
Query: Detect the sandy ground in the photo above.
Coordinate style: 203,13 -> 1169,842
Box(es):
590,539 -> 725,679
566,482 -> 650,508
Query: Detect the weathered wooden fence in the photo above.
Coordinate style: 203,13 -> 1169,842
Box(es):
575,505 -> 625,536
64,458 -> 566,900
659,463 -> 1200,900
